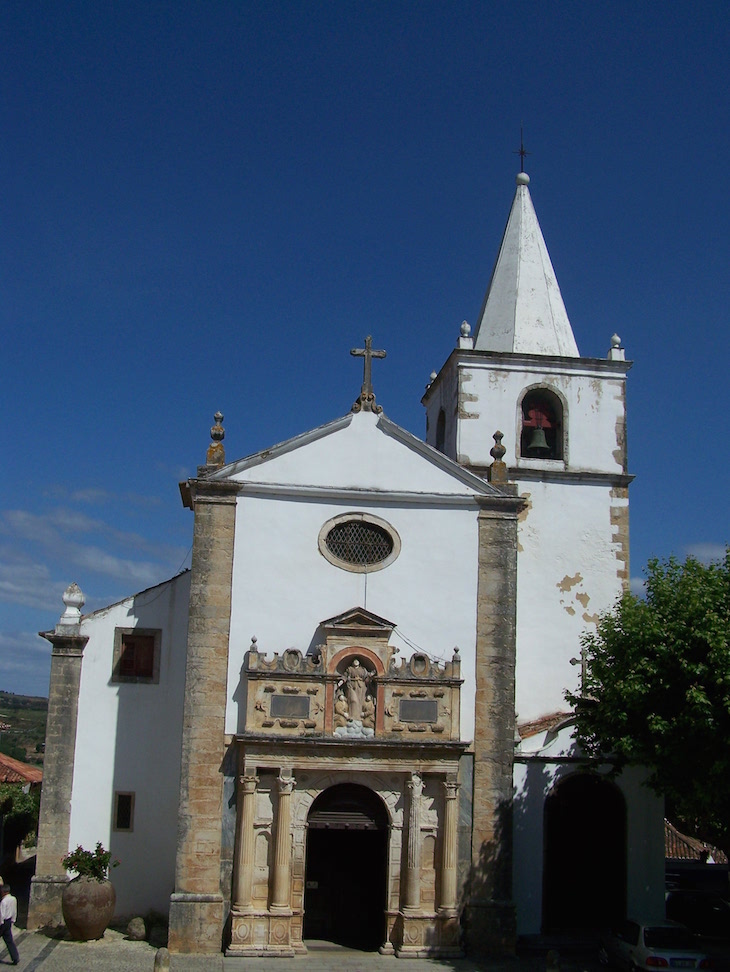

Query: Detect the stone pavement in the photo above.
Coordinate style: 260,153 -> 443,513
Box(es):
0,929 -> 583,972
3,928 -> 729,972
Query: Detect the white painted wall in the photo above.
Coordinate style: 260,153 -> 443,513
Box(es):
425,352 -> 629,721
513,726 -> 665,935
70,572 -> 190,918
425,355 -> 628,475
224,413 -> 484,741
226,493 -> 480,739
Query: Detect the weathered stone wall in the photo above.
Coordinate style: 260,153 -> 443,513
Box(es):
467,506 -> 519,955
168,481 -> 237,953
28,629 -> 87,929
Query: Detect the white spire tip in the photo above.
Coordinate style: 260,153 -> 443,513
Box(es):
516,171 -> 530,186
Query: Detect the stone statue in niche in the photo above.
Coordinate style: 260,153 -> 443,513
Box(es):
333,660 -> 376,738
343,659 -> 371,720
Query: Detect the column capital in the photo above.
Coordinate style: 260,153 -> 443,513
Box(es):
239,775 -> 259,794
277,773 -> 296,795
443,778 -> 460,800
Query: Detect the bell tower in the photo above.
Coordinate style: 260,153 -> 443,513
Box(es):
423,169 -> 632,721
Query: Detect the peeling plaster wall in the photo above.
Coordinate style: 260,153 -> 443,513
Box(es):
514,479 -> 625,718
452,359 -> 628,474
70,572 -> 190,917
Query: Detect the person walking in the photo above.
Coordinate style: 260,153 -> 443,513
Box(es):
0,884 -> 19,965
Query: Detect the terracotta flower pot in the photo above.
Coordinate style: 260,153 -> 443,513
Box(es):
62,876 -> 116,941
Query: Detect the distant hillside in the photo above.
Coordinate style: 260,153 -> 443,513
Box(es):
0,692 -> 48,764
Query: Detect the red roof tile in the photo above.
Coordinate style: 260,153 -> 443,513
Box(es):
0,752 -> 43,785
665,819 -> 727,864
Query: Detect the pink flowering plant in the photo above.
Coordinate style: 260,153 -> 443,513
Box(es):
62,842 -> 120,882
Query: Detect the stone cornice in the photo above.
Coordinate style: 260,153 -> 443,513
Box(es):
181,479 -> 240,510
200,480 -> 525,509
235,734 -> 467,758
466,465 -> 634,488
39,629 -> 88,656
423,347 -> 632,403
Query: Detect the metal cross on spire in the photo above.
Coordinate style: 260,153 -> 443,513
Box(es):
514,126 -> 530,172
350,335 -> 386,413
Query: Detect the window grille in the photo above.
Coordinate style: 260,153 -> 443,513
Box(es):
324,520 -> 393,566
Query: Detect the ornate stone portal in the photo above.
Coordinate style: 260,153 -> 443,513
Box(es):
228,607 -> 465,957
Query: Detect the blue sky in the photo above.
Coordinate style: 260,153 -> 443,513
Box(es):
2,1 -> 729,697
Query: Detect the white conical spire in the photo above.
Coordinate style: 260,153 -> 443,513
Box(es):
473,172 -> 580,357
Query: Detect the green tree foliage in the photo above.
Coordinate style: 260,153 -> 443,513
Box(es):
567,550 -> 730,857
0,782 -> 40,853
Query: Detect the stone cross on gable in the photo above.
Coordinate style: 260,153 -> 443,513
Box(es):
350,335 -> 386,414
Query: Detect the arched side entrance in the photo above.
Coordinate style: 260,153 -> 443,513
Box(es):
542,773 -> 627,933
303,783 -> 388,950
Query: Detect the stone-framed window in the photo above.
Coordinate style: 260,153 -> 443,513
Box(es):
318,512 -> 401,573
113,791 -> 135,832
112,628 -> 161,683
519,388 -> 564,460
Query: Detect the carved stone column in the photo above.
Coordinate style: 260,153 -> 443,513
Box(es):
270,773 -> 295,913
168,479 -> 238,953
439,778 -> 460,915
232,773 -> 259,912
403,772 -> 424,912
28,585 -> 88,930
468,505 -> 520,955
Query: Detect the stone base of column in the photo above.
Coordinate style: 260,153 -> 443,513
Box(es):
27,875 -> 68,930
227,910 -> 303,956
168,893 -> 225,953
464,898 -> 516,956
393,911 -> 464,958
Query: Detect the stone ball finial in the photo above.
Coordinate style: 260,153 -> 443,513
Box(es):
490,430 -> 507,463
59,582 -> 85,625
516,171 -> 530,186
611,333 -> 622,348
430,371 -> 438,382
460,320 -> 471,338
210,412 -> 225,443
488,431 -> 509,484
206,411 -> 226,466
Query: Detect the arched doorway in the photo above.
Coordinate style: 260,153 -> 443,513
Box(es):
303,783 -> 388,950
542,773 -> 626,933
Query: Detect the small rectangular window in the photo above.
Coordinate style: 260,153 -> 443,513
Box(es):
112,628 -> 161,683
114,791 -> 135,832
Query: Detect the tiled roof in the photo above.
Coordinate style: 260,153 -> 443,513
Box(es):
665,819 -> 727,864
517,711 -> 573,740
0,752 -> 43,785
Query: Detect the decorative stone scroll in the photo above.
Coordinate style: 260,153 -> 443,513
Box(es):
240,607 -> 462,742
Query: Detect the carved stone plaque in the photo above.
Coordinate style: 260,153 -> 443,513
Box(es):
270,695 -> 310,719
399,699 -> 438,723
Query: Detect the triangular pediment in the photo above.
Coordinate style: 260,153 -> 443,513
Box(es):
321,606 -> 396,636
204,410 -> 504,499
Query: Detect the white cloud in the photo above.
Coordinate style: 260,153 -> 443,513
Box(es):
630,576 -> 646,596
43,485 -> 163,508
0,630 -> 53,697
684,543 -> 727,564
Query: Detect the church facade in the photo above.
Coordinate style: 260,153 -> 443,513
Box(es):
29,171 -> 664,955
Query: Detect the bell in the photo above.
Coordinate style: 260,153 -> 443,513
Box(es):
526,426 -> 550,457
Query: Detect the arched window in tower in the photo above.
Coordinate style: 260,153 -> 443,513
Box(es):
520,389 -> 563,460
435,408 -> 446,453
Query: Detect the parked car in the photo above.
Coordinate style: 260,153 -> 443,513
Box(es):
665,890 -> 730,939
600,919 -> 713,970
